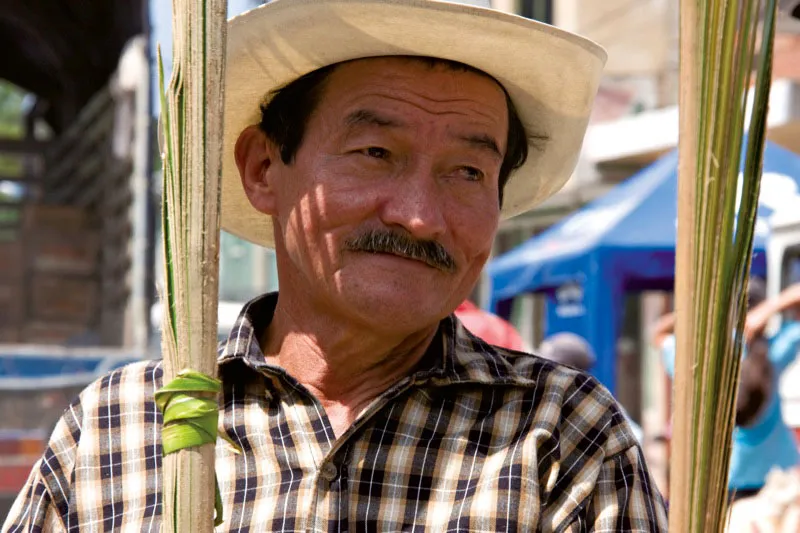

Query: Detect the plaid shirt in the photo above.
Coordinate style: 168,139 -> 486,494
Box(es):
4,294 -> 667,532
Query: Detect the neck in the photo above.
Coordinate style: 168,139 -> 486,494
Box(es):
261,298 -> 439,437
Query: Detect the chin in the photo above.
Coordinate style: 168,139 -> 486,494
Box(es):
336,278 -> 450,332
329,257 -> 473,329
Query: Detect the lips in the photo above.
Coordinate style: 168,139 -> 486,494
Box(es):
362,250 -> 442,270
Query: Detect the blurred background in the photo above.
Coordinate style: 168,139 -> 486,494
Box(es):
1,0 -> 800,518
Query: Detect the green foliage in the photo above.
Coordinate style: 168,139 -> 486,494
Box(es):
0,80 -> 26,179
0,80 -> 25,139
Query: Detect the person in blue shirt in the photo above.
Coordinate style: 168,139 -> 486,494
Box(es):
653,278 -> 800,501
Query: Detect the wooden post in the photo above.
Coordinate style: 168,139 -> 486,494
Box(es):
159,0 -> 228,531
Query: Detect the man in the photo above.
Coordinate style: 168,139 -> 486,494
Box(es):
653,278 -> 800,501
5,1 -> 667,530
539,332 -> 598,370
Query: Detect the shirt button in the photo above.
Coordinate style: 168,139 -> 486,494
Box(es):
321,462 -> 338,482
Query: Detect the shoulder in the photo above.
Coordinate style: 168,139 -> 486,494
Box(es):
772,320 -> 800,344
8,360 -> 164,528
38,359 -> 165,470
491,349 -> 655,523
767,321 -> 800,369
45,359 -> 164,454
496,347 -> 639,456
76,359 -> 163,412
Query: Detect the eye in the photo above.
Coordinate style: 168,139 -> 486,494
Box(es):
360,147 -> 390,160
455,166 -> 485,182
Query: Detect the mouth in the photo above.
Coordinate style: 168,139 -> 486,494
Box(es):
359,250 -> 447,271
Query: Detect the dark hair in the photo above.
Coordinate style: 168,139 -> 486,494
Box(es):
747,276 -> 767,310
258,57 -> 531,206
735,336 -> 774,427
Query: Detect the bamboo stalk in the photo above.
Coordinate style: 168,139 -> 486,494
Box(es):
158,0 -> 228,531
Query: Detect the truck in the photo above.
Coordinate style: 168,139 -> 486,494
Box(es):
0,2 -> 154,516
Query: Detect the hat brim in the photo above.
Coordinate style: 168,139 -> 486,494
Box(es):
221,0 -> 607,248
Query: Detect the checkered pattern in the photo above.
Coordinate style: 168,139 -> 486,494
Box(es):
4,294 -> 667,532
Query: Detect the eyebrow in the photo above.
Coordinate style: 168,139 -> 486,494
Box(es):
344,108 -> 503,159
345,109 -> 404,129
456,133 -> 502,159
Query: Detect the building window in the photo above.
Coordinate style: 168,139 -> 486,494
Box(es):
520,0 -> 553,23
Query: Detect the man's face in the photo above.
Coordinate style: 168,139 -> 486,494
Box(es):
240,58 -> 508,333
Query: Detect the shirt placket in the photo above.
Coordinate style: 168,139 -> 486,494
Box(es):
312,446 -> 351,533
296,393 -> 347,533
266,375 -> 344,533
304,377 -> 421,533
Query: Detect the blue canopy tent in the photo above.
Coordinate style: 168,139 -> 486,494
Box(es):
487,142 -> 800,393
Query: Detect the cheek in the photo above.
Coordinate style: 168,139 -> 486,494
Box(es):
305,163 -> 386,231
449,202 -> 499,262
274,161 -> 360,233
281,181 -> 383,268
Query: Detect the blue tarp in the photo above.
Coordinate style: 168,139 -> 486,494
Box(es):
0,348 -> 145,390
488,142 -> 800,393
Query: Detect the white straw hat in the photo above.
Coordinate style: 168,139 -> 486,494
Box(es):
221,0 -> 606,248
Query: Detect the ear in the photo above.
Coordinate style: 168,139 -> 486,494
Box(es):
235,125 -> 279,215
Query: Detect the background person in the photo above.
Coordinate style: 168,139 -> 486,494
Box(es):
653,278 -> 800,501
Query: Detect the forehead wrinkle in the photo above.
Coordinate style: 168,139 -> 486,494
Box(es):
374,94 -> 507,153
334,94 -> 507,155
375,93 -> 505,123
326,57 -> 507,119
323,68 -> 509,152
335,93 -> 506,147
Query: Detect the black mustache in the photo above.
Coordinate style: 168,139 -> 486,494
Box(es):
344,229 -> 456,273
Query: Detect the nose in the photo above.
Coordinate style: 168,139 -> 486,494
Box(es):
378,164 -> 447,241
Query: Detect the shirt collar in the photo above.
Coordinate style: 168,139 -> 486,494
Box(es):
216,292 -> 537,388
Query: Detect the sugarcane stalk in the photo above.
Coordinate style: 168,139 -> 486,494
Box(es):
670,0 -> 778,530
157,0 -> 228,531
